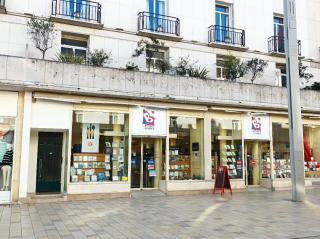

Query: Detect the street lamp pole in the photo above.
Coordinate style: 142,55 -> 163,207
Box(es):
283,0 -> 305,202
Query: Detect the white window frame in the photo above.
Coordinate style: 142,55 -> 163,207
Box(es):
215,4 -> 230,27
273,16 -> 284,37
146,48 -> 168,73
216,56 -> 227,80
61,35 -> 88,58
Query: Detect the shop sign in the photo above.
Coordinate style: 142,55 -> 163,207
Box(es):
243,115 -> 270,140
131,107 -> 167,136
82,123 -> 100,153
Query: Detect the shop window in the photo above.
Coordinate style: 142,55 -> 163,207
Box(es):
272,122 -> 291,178
0,117 -> 15,200
61,34 -> 88,59
303,125 -> 320,178
169,117 -> 204,180
71,111 -> 129,183
211,119 -> 243,179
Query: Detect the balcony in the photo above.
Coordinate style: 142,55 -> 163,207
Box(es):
208,25 -> 247,51
0,0 -> 6,13
268,36 -> 302,57
51,0 -> 103,29
0,55 -> 319,111
137,11 -> 182,41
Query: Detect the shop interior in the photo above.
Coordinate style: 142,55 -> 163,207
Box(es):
131,138 -> 165,189
303,125 -> 320,178
169,117 -> 204,180
211,119 -> 243,179
71,111 -> 129,183
0,118 -> 14,198
272,122 -> 291,178
245,141 -> 270,186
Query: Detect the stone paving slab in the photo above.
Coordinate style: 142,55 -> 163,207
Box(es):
1,191 -> 320,239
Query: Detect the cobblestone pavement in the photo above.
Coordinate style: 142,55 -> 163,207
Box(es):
1,191 -> 320,239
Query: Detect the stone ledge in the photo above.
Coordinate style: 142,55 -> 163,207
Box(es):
137,30 -> 183,42
209,42 -> 248,52
50,16 -> 104,29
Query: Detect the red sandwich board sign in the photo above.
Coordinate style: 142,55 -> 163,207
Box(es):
213,166 -> 232,196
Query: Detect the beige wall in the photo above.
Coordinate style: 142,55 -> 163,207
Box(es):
27,130 -> 38,194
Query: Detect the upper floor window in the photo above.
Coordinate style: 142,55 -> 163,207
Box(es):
276,64 -> 287,87
61,34 -> 88,59
148,0 -> 167,15
274,16 -> 284,37
146,47 -> 168,73
216,56 -> 227,80
215,5 -> 229,27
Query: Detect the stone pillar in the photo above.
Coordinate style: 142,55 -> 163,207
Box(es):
154,138 -> 161,188
204,112 -> 212,180
18,92 -> 32,199
252,142 -> 260,185
11,91 -> 25,202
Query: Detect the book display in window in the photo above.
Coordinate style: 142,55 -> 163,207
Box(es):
169,148 -> 191,180
273,151 -> 291,178
106,140 -> 126,182
71,153 -> 110,183
222,144 -> 242,177
261,150 -> 271,179
305,160 -> 320,178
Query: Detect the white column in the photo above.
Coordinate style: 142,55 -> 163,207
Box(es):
204,112 -> 212,180
18,92 -> 32,199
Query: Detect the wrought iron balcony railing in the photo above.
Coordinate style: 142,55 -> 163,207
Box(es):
52,0 -> 101,23
208,25 -> 246,47
138,11 -> 180,36
268,36 -> 301,56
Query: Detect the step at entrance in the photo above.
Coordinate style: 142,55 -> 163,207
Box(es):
247,186 -> 270,192
131,190 -> 166,198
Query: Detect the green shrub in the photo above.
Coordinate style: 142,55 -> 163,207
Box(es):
125,62 -> 139,71
155,59 -> 171,73
56,53 -> 85,64
188,66 -> 209,79
88,49 -> 111,67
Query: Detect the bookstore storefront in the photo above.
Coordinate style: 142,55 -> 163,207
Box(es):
67,106 -> 131,197
130,107 -> 167,190
166,110 -> 212,193
210,112 -> 271,189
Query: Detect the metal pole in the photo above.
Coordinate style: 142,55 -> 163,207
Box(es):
283,0 -> 305,202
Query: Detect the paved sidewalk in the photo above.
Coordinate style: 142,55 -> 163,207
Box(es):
1,191 -> 320,239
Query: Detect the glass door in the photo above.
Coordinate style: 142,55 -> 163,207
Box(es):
245,141 -> 270,186
131,138 -> 164,189
143,139 -> 156,188
131,138 -> 142,188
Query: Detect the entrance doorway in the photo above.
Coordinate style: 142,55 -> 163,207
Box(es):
131,138 -> 165,189
245,141 -> 270,186
36,132 -> 63,194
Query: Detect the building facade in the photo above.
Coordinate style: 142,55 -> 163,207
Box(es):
0,0 -> 320,203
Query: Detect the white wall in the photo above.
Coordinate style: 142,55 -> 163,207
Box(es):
0,91 -> 18,117
0,0 -> 319,85
31,100 -> 72,129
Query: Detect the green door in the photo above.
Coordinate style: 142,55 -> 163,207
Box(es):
36,132 -> 63,193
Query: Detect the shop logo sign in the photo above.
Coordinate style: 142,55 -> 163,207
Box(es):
251,116 -> 261,134
142,109 -> 155,130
